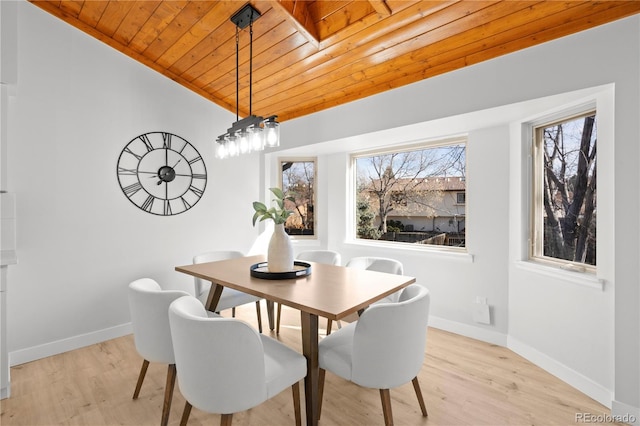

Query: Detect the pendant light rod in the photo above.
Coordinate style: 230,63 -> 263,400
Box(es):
249,20 -> 253,116
235,26 -> 239,122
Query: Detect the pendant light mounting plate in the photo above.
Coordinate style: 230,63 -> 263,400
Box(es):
231,4 -> 261,29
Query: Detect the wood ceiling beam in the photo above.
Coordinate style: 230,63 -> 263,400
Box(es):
369,0 -> 392,17
269,0 -> 320,49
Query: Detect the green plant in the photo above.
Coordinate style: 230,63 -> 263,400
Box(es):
356,199 -> 381,240
252,187 -> 295,226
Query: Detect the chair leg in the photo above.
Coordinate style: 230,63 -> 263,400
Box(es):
161,364 -> 177,426
318,368 -> 326,421
291,382 -> 302,426
326,319 -> 332,335
180,402 -> 192,426
133,359 -> 149,399
231,307 -> 236,317
276,303 -> 282,334
255,301 -> 263,333
379,389 -> 394,426
411,376 -> 428,417
220,413 -> 233,426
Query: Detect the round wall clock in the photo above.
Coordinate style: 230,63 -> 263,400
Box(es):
117,132 -> 207,216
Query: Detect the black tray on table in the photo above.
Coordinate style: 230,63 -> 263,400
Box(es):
250,261 -> 312,280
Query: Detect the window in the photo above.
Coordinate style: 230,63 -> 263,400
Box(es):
280,158 -> 316,237
456,192 -> 466,204
353,139 -> 466,248
531,110 -> 597,270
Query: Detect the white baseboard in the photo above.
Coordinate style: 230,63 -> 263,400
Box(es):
428,315 -> 508,346
612,401 -> 640,426
1,383 -> 10,399
508,336 -> 613,408
9,323 -> 132,367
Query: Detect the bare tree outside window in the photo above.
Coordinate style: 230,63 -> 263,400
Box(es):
281,159 -> 316,237
533,112 -> 597,267
354,141 -> 466,247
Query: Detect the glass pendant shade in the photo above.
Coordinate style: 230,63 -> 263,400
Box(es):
251,127 -> 264,151
215,141 -> 228,159
265,120 -> 280,147
227,134 -> 239,157
239,129 -> 250,154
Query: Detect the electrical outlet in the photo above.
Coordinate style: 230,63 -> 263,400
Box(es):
472,298 -> 491,325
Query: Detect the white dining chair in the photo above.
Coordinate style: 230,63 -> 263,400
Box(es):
193,250 -> 265,332
128,278 -> 192,426
345,256 -> 404,309
317,284 -> 430,425
276,250 -> 342,334
345,256 -> 403,275
168,295 -> 307,426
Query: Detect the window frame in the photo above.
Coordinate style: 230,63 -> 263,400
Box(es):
529,108 -> 597,274
278,157 -> 317,240
350,137 -> 468,252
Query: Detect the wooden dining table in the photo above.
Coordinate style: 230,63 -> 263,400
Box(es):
175,254 -> 416,426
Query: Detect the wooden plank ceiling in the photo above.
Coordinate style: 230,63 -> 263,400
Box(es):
30,1 -> 640,123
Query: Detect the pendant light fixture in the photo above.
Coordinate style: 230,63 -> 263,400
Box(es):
215,4 -> 280,159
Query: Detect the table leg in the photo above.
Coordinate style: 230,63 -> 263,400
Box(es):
204,283 -> 224,312
300,311 -> 319,426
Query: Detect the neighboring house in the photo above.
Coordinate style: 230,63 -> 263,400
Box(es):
362,176 -> 466,234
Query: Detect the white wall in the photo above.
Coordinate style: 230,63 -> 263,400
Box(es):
270,15 -> 640,417
5,0 -> 639,420
5,1 -> 261,364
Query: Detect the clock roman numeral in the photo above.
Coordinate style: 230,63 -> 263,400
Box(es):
139,134 -> 154,152
123,182 -> 142,197
164,200 -> 172,215
118,167 -> 137,176
124,147 -> 143,161
162,133 -> 172,149
180,197 -> 192,210
141,195 -> 154,212
188,185 -> 204,198
188,156 -> 203,165
192,173 -> 206,180
177,140 -> 188,154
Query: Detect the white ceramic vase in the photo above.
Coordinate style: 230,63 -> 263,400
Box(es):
268,223 -> 294,272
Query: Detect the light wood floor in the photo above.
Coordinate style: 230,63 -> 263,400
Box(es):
1,304 -> 618,426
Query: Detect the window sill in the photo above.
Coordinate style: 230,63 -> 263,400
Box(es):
514,261 -> 604,290
291,238 -> 321,247
289,235 -> 318,242
344,239 -> 474,263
